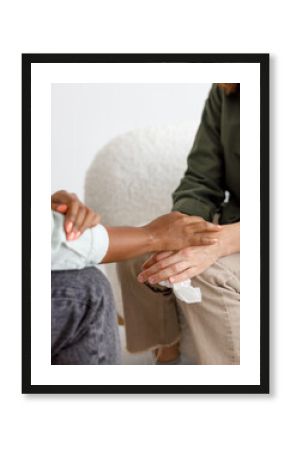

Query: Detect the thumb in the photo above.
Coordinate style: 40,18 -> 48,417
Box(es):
52,203 -> 68,213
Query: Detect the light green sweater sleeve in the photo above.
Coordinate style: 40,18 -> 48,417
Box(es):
51,211 -> 109,271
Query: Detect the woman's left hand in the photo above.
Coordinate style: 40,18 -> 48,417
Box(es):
137,244 -> 220,284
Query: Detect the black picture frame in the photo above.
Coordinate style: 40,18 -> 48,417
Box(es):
22,53 -> 269,394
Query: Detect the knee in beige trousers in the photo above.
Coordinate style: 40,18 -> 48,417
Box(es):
178,253 -> 240,364
117,253 -> 240,364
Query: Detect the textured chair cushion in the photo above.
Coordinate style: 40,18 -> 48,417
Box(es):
85,122 -> 197,226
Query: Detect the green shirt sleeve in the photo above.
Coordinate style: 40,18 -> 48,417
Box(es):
172,84 -> 225,221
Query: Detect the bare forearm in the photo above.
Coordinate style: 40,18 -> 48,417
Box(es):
101,226 -> 155,263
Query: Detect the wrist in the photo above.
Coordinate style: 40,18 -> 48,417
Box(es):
210,240 -> 225,260
214,222 -> 240,259
203,241 -> 222,263
142,224 -> 161,252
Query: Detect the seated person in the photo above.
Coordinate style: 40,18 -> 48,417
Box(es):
117,83 -> 240,364
51,190 -> 221,365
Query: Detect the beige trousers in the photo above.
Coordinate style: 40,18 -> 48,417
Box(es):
117,252 -> 240,365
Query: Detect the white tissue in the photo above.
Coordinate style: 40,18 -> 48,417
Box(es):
159,279 -> 202,304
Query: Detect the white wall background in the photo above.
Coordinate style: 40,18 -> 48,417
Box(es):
51,83 -> 210,198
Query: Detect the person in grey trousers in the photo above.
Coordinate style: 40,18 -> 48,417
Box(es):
51,190 -> 221,365
51,268 -> 121,365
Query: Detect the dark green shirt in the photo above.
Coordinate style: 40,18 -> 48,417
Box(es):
172,84 -> 240,224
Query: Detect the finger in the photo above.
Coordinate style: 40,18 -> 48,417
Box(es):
51,191 -> 68,205
147,261 -> 190,285
51,190 -> 74,207
141,254 -> 158,270
169,267 -> 197,284
72,206 -> 87,234
189,232 -> 219,246
155,251 -> 174,261
78,209 -> 101,234
64,200 -> 80,237
140,255 -> 177,279
51,202 -> 68,213
198,236 -> 218,245
142,251 -> 173,270
138,253 -> 184,282
188,221 -> 222,233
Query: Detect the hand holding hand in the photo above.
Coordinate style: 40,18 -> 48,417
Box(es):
144,211 -> 221,252
138,222 -> 240,284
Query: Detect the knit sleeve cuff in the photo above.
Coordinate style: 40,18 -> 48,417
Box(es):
89,224 -> 110,263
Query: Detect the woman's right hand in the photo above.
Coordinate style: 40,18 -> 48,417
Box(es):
144,211 -> 221,252
51,190 -> 101,240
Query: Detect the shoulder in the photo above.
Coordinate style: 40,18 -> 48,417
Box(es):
209,83 -> 224,104
202,84 -> 223,120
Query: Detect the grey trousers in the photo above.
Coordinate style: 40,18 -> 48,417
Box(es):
51,267 -> 121,365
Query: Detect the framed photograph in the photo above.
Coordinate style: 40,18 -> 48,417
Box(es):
22,53 -> 269,394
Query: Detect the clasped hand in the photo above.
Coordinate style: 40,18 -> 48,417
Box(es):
137,244 -> 221,285
51,190 -> 101,240
138,222 -> 240,284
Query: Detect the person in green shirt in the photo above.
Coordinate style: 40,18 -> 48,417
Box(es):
118,83 -> 240,364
